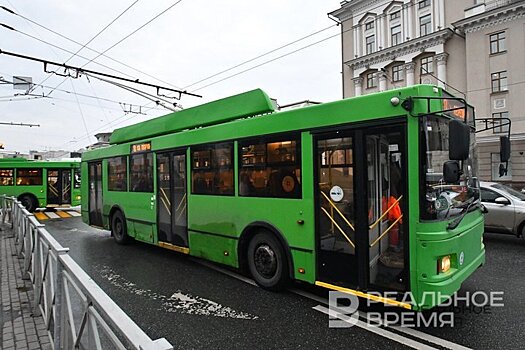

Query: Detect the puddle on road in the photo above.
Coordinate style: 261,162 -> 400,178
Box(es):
98,265 -> 258,320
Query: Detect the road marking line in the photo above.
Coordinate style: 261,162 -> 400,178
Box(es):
34,212 -> 48,221
190,261 -> 471,350
190,258 -> 257,286
68,211 -> 82,217
98,265 -> 258,319
56,211 -> 72,218
292,288 -> 472,350
313,305 -> 437,350
390,325 -> 472,350
45,212 -> 60,219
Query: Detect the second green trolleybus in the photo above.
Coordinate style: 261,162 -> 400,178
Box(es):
0,158 -> 81,211
81,85 -> 486,310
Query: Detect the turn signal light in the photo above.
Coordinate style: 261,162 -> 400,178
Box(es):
438,255 -> 451,273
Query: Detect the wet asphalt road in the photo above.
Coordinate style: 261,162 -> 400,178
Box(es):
44,217 -> 525,350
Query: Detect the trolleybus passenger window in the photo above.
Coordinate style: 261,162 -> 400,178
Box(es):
0,169 -> 14,186
130,153 -> 153,192
192,143 -> 234,195
239,138 -> 301,198
16,169 -> 43,186
108,156 -> 128,191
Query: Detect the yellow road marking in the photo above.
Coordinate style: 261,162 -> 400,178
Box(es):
56,211 -> 72,218
34,212 -> 49,221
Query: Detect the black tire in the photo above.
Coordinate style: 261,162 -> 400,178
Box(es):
19,194 -> 37,213
111,211 -> 130,245
247,231 -> 289,291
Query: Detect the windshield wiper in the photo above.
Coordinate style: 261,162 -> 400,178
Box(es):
447,197 -> 478,230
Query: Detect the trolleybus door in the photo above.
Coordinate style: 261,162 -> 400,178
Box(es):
88,162 -> 103,227
365,129 -> 406,291
316,135 -> 358,286
47,169 -> 72,205
157,151 -> 188,248
315,125 -> 407,291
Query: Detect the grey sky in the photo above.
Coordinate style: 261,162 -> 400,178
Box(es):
0,0 -> 342,153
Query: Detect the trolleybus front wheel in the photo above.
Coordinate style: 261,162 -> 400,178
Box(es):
111,211 -> 130,245
248,231 -> 289,291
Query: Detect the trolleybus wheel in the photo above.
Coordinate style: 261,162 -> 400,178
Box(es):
111,211 -> 130,245
19,195 -> 37,213
248,231 -> 289,291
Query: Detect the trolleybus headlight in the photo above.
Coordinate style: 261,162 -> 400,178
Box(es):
76,195 -> 81,200
438,255 -> 451,273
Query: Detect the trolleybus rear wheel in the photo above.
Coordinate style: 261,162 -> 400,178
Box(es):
248,231 -> 289,291
19,195 -> 37,213
111,211 -> 130,245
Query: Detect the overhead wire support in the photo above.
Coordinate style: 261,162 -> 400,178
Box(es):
0,49 -> 202,98
0,121 -> 40,127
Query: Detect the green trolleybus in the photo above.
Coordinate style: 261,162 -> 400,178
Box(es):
81,85 -> 486,310
0,158 -> 81,211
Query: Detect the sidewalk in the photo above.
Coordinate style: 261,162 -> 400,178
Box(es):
0,224 -> 51,350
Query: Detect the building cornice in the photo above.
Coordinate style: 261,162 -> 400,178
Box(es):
329,0 -> 388,22
345,29 -> 453,70
454,2 -> 525,33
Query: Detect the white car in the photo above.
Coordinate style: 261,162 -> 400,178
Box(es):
480,181 -> 525,238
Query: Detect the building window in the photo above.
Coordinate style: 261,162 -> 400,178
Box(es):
491,71 -> 508,93
192,143 -> 234,195
0,169 -> 14,186
108,156 -> 127,191
490,32 -> 506,54
418,0 -> 431,9
366,72 -> 377,88
391,25 -> 402,46
491,153 -> 512,181
492,112 -> 509,134
16,169 -> 42,186
390,11 -> 401,20
366,35 -> 375,54
420,14 -> 432,36
392,65 -> 404,82
365,21 -> 374,31
239,137 -> 301,198
420,56 -> 433,75
130,153 -> 153,192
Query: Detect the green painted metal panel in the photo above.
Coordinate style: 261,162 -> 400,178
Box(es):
109,89 -> 275,145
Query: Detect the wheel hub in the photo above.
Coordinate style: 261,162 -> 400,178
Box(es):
254,244 -> 277,278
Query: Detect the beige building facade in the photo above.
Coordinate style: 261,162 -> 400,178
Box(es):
330,0 -> 525,185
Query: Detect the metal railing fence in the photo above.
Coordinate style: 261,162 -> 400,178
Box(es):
0,195 -> 173,350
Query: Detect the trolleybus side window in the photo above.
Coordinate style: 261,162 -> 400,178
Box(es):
239,137 -> 301,198
192,143 -> 234,195
16,169 -> 43,186
130,153 -> 153,192
108,156 -> 128,191
0,169 -> 14,186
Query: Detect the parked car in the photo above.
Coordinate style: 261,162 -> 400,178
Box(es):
480,181 -> 525,238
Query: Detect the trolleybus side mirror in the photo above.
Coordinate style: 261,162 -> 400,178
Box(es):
500,136 -> 511,162
449,119 -> 470,161
443,161 -> 461,183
